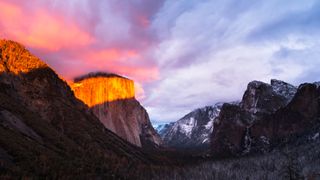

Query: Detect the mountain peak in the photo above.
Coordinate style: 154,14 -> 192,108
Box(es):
247,80 -> 266,87
160,103 -> 223,149
242,79 -> 297,114
313,81 -> 320,87
270,79 -> 287,85
0,40 -> 47,74
270,79 -> 297,102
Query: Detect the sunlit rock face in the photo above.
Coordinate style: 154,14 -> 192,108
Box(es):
71,74 -> 135,107
0,40 -> 47,74
0,40 -> 75,123
71,73 -> 162,147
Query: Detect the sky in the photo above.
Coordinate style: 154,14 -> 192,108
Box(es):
1,0 -> 320,124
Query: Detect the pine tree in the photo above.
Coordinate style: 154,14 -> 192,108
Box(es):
279,148 -> 304,180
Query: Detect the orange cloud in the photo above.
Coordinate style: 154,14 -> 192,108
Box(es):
0,1 -> 93,51
115,66 -> 159,83
0,1 -> 20,18
82,49 -> 158,82
88,49 -> 140,63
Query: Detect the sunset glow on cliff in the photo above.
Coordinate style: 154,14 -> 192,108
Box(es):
71,76 -> 135,107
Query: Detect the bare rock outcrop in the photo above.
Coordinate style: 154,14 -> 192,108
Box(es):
211,80 -> 320,157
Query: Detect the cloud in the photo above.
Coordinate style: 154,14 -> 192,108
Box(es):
1,0 -> 320,124
0,1 -> 94,51
144,0 -> 320,123
0,0 -> 163,86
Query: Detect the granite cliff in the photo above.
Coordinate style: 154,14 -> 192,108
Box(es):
70,73 -> 162,148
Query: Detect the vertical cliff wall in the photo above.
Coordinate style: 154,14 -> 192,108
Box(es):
70,73 -> 162,147
72,75 -> 135,107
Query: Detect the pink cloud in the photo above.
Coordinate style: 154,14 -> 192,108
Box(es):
0,0 -> 164,102
79,49 -> 159,82
0,1 -> 94,51
87,49 -> 140,63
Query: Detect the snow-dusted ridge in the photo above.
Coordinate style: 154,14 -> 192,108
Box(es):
157,79 -> 298,149
270,79 -> 297,103
157,102 -> 226,149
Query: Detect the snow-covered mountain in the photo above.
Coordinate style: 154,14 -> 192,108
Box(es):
157,79 -> 298,150
155,123 -> 174,137
157,103 -> 224,149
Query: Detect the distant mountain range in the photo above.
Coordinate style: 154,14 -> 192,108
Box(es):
156,79 -> 319,156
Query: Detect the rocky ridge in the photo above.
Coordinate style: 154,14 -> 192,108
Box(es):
158,103 -> 224,149
0,40 -> 160,178
210,79 -> 320,157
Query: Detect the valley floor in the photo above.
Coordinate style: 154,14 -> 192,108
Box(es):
138,136 -> 320,180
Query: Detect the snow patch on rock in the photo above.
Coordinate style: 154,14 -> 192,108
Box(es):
271,79 -> 297,103
160,102 -> 225,148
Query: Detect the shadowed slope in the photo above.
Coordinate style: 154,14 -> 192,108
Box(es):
0,39 -> 158,178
